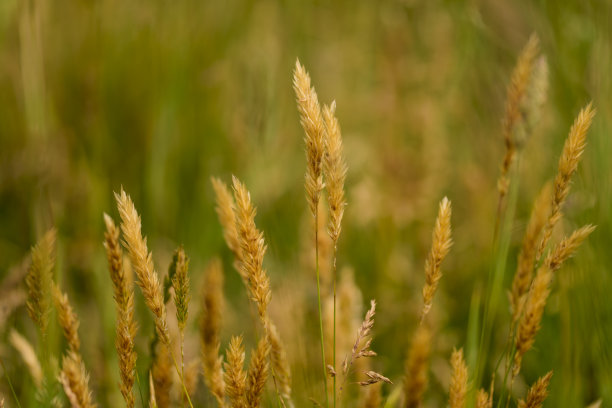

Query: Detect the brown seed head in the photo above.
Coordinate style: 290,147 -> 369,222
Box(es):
52,284 -> 80,353
115,189 -> 170,346
225,335 -> 247,408
518,371 -> 552,408
232,176 -> 271,321
403,325 -> 431,408
294,59 -> 325,216
59,351 -> 97,408
449,348 -> 467,408
171,246 -> 190,332
246,336 -> 270,408
26,228 -> 56,335
421,197 -> 453,321
544,225 -> 595,272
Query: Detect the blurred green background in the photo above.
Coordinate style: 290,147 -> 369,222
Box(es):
0,0 -> 610,406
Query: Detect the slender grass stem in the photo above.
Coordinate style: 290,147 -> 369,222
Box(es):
315,211 -> 329,408
0,357 -> 22,408
170,350 -> 194,408
332,247 -> 338,408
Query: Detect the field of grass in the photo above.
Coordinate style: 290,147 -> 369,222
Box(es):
0,0 -> 610,407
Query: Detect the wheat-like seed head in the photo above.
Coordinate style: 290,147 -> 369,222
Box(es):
421,197 -> 453,321
104,213 -> 137,408
200,257 -> 226,406
9,329 -> 43,387
537,103 -> 596,260
323,101 -> 347,246
246,336 -> 270,408
172,246 -> 190,333
511,183 -> 552,323
25,228 -> 56,336
498,34 -> 540,198
59,351 -> 97,408
225,335 -> 247,408
449,348 -> 467,408
518,371 -> 552,408
403,325 -> 431,408
475,389 -> 492,408
52,284 -> 81,353
544,225 -> 595,272
294,59 -> 325,217
115,189 -> 170,346
232,176 -> 271,321
513,265 -> 552,376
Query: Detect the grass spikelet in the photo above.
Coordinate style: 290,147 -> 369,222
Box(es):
510,183 -> 552,322
225,335 -> 247,408
449,348 -> 467,408
200,257 -> 226,405
25,228 -> 56,336
513,265 -> 552,376
323,101 -> 347,247
544,225 -> 596,272
517,371 -> 552,408
246,337 -> 270,408
115,189 -> 170,346
231,176 -> 271,321
344,300 -> 377,377
212,177 -> 242,269
475,389 -> 492,408
403,325 -> 431,408
9,329 -> 43,387
52,284 -> 80,353
59,351 -> 96,408
293,59 -> 325,216
421,197 -> 452,321
498,34 -> 540,201
537,103 -> 596,260
103,213 -> 137,408
172,246 -> 190,333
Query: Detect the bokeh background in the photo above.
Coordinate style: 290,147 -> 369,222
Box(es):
0,0 -> 610,406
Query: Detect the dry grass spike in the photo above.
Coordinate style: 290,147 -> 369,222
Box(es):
421,197 -> 453,321
518,371 -> 552,408
25,228 -> 56,336
225,335 -> 247,408
449,348 -> 467,408
59,351 -> 97,408
52,283 -> 80,353
403,325 -> 431,408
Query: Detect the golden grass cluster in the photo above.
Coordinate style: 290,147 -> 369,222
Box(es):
6,35 -> 599,408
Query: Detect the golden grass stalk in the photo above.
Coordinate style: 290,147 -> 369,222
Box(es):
152,344 -> 172,408
510,183 -> 552,323
475,389 -> 492,408
200,258 -> 226,406
497,34 -> 540,201
116,189 -> 194,408
449,348 -> 467,408
421,197 -> 452,321
225,335 -> 247,408
59,351 -> 96,408
517,371 -> 552,408
246,337 -> 270,408
115,189 -> 170,346
536,103 -> 596,260
9,329 -> 43,387
52,284 -> 80,353
231,176 -> 271,321
513,265 -> 552,376
212,177 -> 243,275
323,101 -> 347,247
343,300 -> 377,378
103,214 -> 137,408
25,228 -> 56,336
293,59 -> 325,216
403,325 -> 431,408
544,225 -> 596,272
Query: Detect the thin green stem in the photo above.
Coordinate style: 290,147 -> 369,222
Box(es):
332,246 -> 338,408
315,211 -> 329,408
0,357 -> 22,408
169,348 -> 194,408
